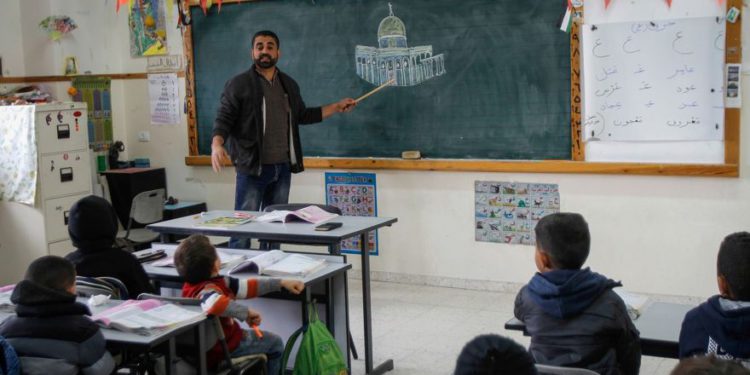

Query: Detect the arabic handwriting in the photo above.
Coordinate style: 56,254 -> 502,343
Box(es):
666,65 -> 695,79
666,117 -> 700,128
613,116 -> 643,127
594,83 -> 622,97
593,39 -> 611,58
595,65 -> 618,82
672,31 -> 694,55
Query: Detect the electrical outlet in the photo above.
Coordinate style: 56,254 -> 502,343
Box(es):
138,131 -> 150,142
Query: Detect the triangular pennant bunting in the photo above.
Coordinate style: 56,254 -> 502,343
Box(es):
605,0 -> 613,9
666,0 -> 672,7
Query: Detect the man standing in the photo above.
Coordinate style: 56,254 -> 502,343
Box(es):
211,30 -> 355,248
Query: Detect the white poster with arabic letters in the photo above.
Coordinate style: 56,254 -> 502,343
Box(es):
582,17 -> 725,141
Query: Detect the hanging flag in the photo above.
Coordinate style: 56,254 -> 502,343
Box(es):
605,0 -> 613,9
717,0 -> 725,5
216,0 -> 222,13
116,0 -> 130,13
665,0 -> 672,7
560,7 -> 573,33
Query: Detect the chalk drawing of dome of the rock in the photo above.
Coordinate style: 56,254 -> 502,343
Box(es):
355,3 -> 446,87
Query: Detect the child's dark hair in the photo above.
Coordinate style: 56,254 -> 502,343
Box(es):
454,334 -> 537,375
671,355 -> 750,374
252,30 -> 280,48
534,212 -> 590,269
174,234 -> 219,284
717,232 -> 750,300
25,256 -> 76,292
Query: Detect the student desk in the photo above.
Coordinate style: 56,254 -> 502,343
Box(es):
137,244 -> 352,371
504,302 -> 694,358
0,298 -> 208,375
147,211 -> 398,375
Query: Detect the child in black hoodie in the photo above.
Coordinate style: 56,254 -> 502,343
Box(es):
514,212 -> 641,375
0,256 -> 114,375
679,232 -> 750,365
65,195 -> 154,298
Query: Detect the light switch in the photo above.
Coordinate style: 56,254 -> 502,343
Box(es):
138,131 -> 151,142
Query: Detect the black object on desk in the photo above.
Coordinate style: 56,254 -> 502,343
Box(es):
101,167 -> 166,228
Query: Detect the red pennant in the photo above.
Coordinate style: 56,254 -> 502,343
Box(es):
115,0 -> 129,13
666,0 -> 672,7
717,0 -> 725,5
200,0 -> 208,15
604,0 -> 612,9
216,0 -> 222,13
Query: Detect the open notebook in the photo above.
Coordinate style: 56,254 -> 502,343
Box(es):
227,250 -> 326,277
91,299 -> 205,336
255,205 -> 338,224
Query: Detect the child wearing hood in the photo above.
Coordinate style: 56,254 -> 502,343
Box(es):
65,195 -> 154,298
0,256 -> 115,375
514,212 -> 641,375
679,232 -> 750,365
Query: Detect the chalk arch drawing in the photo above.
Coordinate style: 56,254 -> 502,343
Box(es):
355,3 -> 446,87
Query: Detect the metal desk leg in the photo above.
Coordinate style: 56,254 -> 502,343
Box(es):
164,338 -> 177,375
195,320 -> 208,375
360,232 -> 393,374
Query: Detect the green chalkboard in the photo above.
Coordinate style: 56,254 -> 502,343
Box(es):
191,0 -> 571,160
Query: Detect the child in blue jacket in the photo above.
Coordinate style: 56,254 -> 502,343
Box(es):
679,232 -> 750,366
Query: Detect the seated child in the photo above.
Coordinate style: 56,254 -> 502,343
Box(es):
671,355 -> 750,375
65,195 -> 154,298
679,232 -> 750,365
514,212 -> 641,375
0,256 -> 115,375
174,234 -> 305,374
454,334 -> 537,375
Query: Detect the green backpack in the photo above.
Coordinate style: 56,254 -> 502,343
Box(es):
280,302 -> 347,375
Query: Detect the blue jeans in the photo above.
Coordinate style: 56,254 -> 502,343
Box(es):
230,163 -> 291,249
231,329 -> 284,375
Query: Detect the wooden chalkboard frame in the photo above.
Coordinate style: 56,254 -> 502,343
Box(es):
182,0 -> 740,177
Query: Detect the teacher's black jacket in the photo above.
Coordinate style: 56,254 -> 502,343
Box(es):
212,68 -> 323,176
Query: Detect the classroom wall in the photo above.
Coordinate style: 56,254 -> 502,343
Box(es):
2,0 -> 749,298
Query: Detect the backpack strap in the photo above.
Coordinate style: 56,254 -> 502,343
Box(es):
280,325 -> 306,375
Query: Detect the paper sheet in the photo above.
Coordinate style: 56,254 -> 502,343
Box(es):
148,73 -> 180,125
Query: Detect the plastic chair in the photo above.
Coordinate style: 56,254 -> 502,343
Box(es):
136,293 -> 266,375
75,276 -> 129,300
535,364 -> 600,375
117,188 -> 166,251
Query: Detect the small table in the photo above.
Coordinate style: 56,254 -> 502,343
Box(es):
138,244 -> 353,371
0,298 -> 208,375
504,301 -> 694,358
163,201 -> 207,220
148,211 -> 398,375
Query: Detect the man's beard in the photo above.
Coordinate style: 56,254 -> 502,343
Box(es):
255,54 -> 277,69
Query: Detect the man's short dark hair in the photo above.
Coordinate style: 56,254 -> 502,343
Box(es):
671,355 -> 750,375
454,334 -> 537,375
174,234 -> 219,284
25,256 -> 76,291
717,232 -> 750,300
252,30 -> 279,48
534,212 -> 590,270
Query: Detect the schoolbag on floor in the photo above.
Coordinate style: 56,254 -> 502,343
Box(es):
280,302 -> 347,375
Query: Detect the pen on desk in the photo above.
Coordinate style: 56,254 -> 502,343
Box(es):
251,324 -> 263,339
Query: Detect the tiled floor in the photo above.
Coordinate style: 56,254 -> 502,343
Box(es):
346,279 -> 678,375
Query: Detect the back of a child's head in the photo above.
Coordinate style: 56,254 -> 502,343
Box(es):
67,195 -> 119,250
25,255 -> 76,292
718,232 -> 750,301
174,234 -> 218,284
534,212 -> 590,270
671,355 -> 750,375
454,334 -> 537,375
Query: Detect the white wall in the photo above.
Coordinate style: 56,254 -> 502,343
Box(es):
2,0 -> 749,298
